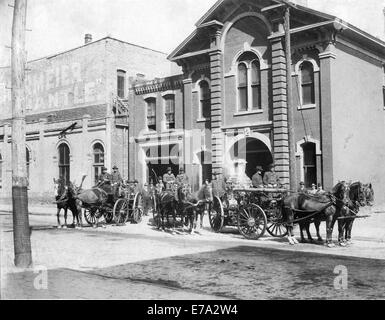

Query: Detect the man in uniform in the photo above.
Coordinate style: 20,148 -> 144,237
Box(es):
176,168 -> 189,185
111,165 -> 123,184
111,165 -> 123,197
252,166 -> 264,188
263,164 -> 281,188
163,167 -> 176,190
97,167 -> 112,194
309,183 -> 317,194
297,181 -> 306,193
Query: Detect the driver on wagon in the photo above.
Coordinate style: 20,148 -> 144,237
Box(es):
263,164 -> 281,188
163,167 -> 176,190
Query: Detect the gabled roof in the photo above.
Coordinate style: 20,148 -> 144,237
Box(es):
168,0 -> 385,62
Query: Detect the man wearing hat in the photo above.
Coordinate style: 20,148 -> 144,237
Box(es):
176,167 -> 189,185
309,183 -> 317,194
251,166 -> 264,188
297,181 -> 306,193
163,167 -> 176,190
111,165 -> 123,184
263,164 -> 281,187
97,167 -> 112,194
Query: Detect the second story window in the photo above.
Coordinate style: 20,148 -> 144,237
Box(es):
300,61 -> 315,105
200,81 -> 211,119
237,51 -> 262,112
146,98 -> 156,131
237,63 -> 248,111
251,60 -> 261,109
164,94 -> 175,130
117,70 -> 126,98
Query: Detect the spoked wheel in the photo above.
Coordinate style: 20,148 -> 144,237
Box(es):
113,199 -> 129,224
237,204 -> 267,240
209,196 -> 224,232
84,207 -> 98,225
266,207 -> 288,237
132,193 -> 143,224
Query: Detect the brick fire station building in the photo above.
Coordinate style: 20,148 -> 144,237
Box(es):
1,0 -> 385,203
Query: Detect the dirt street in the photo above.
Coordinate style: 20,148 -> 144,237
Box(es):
1,211 -> 385,299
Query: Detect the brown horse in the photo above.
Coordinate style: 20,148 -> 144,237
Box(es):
339,182 -> 374,245
282,182 -> 350,247
178,183 -> 213,233
54,178 -> 84,227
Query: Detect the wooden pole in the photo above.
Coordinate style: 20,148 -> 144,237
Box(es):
11,0 -> 32,268
284,6 -> 297,190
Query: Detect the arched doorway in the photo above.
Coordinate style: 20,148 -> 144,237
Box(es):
229,137 -> 273,179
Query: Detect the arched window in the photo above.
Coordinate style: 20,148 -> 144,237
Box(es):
251,60 -> 261,109
199,81 -> 211,119
0,153 -> 2,189
146,98 -> 156,131
164,94 -> 175,130
237,63 -> 248,111
300,61 -> 315,105
58,143 -> 70,185
302,142 -> 316,188
26,147 -> 30,186
237,51 -> 262,112
93,143 -> 104,185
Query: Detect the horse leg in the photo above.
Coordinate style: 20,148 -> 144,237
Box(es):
337,219 -> 347,247
305,221 -> 314,242
57,207 -> 62,227
325,214 -> 336,247
345,218 -> 354,244
314,219 -> 323,242
284,207 -> 296,245
299,222 -> 307,243
64,207 -> 68,228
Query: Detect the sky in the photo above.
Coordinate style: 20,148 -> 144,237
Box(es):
1,0 -> 384,67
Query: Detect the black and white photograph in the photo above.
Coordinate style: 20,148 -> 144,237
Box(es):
0,0 -> 385,304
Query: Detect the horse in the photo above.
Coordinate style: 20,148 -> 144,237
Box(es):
338,182 -> 374,245
363,183 -> 374,206
282,181 -> 350,247
177,183 -> 214,233
54,178 -> 70,228
53,178 -> 83,228
66,181 -> 84,227
154,183 -> 179,231
76,182 -> 110,228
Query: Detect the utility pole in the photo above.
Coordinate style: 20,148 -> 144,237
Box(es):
283,4 -> 297,190
11,0 -> 32,268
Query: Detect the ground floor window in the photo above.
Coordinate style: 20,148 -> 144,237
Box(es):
93,143 -> 105,185
302,142 -> 316,187
58,143 -> 70,185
